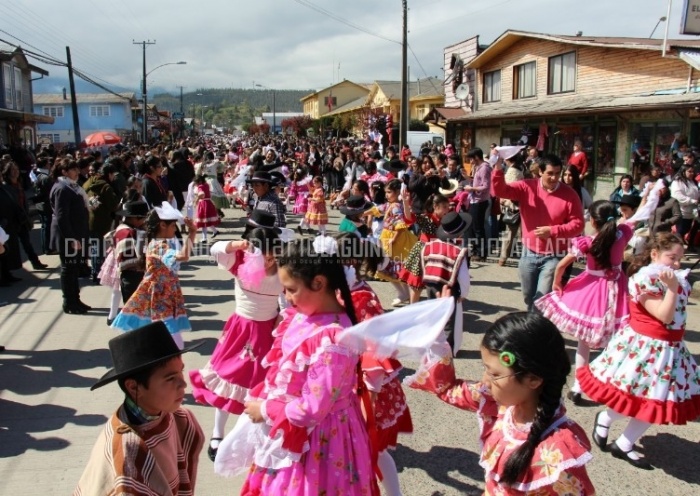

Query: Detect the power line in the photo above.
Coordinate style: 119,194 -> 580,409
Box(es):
407,44 -> 441,95
290,0 -> 400,45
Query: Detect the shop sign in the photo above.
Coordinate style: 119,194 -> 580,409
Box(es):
681,0 -> 700,35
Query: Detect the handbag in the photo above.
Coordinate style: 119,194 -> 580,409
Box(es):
501,204 -> 520,225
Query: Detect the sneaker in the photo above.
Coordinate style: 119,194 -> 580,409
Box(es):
391,298 -> 409,307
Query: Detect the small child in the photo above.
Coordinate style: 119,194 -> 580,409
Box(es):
216,239 -> 375,495
299,176 -> 328,235
536,200 -> 633,405
73,321 -> 204,494
193,175 -> 221,242
190,225 -> 283,461
287,167 -> 310,215
111,203 -> 197,349
410,311 -> 595,494
579,232 -> 700,470
338,195 -> 373,238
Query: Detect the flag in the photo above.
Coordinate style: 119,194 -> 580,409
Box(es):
327,90 -> 333,112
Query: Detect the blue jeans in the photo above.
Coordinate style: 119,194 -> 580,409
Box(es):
518,247 -> 562,311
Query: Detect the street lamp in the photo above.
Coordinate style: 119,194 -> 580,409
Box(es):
254,83 -> 276,135
141,61 -> 186,143
649,16 -> 667,38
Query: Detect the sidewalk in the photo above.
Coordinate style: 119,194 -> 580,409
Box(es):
1,208 -> 700,495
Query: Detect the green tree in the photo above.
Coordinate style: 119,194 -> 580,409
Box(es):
409,119 -> 429,131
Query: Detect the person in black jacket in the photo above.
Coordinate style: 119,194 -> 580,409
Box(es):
50,158 -> 91,314
139,155 -> 168,208
33,156 -> 55,254
170,150 -> 194,210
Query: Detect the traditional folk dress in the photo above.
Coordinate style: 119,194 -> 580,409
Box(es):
111,238 -> 191,338
398,213 -> 440,289
73,407 -> 204,496
194,183 -> 221,229
190,248 -> 282,414
351,280 -> 413,453
218,310 -> 376,495
578,265 -> 700,425
98,229 -> 120,290
535,224 -> 633,349
198,160 -> 229,210
375,201 -> 417,282
407,347 -> 595,495
288,180 -> 310,215
304,188 -> 328,226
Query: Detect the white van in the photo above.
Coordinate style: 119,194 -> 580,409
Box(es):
406,131 -> 444,156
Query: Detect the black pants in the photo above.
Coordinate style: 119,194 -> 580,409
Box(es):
426,284 -> 461,355
120,270 -> 144,303
17,226 -> 40,264
58,248 -> 83,306
467,200 -> 489,258
38,211 -> 52,254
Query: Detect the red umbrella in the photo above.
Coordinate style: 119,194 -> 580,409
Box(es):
84,131 -> 122,147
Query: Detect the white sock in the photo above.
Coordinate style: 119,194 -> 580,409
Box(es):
571,341 -> 591,393
299,220 -> 309,229
108,288 -> 121,320
318,225 -> 327,235
201,227 -> 208,241
212,408 -> 230,447
596,408 -> 625,438
377,450 -> 402,496
615,419 -> 651,460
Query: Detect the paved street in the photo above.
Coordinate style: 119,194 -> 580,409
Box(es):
1,207 -> 700,496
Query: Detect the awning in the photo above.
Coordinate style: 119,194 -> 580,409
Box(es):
680,49 -> 700,71
0,108 -> 54,124
423,106 -> 468,123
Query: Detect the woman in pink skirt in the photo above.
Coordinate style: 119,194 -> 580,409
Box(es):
536,200 -> 633,405
193,175 -> 220,242
189,219 -> 282,461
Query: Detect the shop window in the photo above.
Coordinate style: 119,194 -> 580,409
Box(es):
552,123 -> 595,173
513,62 -> 536,99
483,70 -> 501,103
630,122 -> 682,180
596,123 -> 617,176
548,52 -> 576,94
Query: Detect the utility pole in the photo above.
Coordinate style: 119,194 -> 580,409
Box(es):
177,85 -> 185,139
65,46 -> 81,146
400,0 -> 408,151
133,39 -> 156,144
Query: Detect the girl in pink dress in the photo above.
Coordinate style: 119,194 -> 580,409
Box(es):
193,175 -> 220,242
578,233 -> 700,470
300,176 -> 328,235
409,311 -> 595,495
189,227 -> 283,461
234,239 -> 376,495
287,167 -> 310,216
535,200 -> 633,405
335,233 -> 412,496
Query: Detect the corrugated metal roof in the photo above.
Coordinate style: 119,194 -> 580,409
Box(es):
451,92 -> 700,122
33,92 -> 135,104
374,78 -> 445,100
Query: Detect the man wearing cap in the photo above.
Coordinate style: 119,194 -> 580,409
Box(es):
73,321 -> 204,495
491,154 -> 584,311
248,171 -> 286,228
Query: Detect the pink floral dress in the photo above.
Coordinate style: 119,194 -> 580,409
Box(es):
578,265 -> 700,424
408,354 -> 595,495
536,224 -> 633,349
241,310 -> 376,495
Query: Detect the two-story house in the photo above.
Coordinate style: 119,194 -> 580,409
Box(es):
301,80 -> 371,120
33,92 -> 136,145
447,30 -> 700,197
0,44 -> 52,149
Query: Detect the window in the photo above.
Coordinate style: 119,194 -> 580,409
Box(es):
3,63 -> 12,108
90,105 -> 110,117
415,104 -> 426,118
43,106 -> 64,118
39,133 -> 61,143
483,70 -> 501,103
548,52 -> 576,94
323,96 -> 337,106
513,62 -> 536,99
14,67 -> 22,110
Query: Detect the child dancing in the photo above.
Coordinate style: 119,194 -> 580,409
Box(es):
578,232 -> 700,470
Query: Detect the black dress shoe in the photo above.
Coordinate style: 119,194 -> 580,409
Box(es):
107,318 -> 114,326
610,442 -> 653,470
567,390 -> 582,406
77,300 -> 92,311
31,261 -> 49,270
591,411 -> 608,451
63,304 -> 88,315
207,438 -> 223,462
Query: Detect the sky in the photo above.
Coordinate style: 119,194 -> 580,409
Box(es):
1,0 -> 697,96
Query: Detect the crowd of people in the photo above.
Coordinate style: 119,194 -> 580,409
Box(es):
1,131 -> 700,495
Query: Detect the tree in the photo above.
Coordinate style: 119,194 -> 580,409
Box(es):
409,119 -> 429,131
280,115 -> 314,137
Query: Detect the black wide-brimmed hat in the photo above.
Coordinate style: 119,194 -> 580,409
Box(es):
614,194 -> 642,209
246,171 -> 275,184
91,321 -> 201,390
269,171 -> 287,186
436,211 -> 473,242
340,195 -> 373,217
115,200 -> 150,218
385,158 -> 407,173
246,209 -> 282,233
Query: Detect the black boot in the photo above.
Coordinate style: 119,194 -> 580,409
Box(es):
61,265 -> 87,314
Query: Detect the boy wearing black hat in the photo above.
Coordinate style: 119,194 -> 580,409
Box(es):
420,211 -> 472,356
74,321 -> 203,495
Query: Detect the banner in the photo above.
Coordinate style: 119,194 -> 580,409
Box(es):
682,0 -> 700,35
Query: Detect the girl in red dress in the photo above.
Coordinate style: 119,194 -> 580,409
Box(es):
193,175 -> 220,242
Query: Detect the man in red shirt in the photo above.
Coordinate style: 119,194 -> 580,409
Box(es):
491,154 -> 584,310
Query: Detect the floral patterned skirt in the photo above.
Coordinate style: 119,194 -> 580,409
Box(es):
578,325 -> 700,425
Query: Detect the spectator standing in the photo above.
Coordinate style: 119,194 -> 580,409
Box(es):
463,148 -> 492,260
491,154 -> 584,311
670,165 -> 699,248
83,164 -> 120,282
